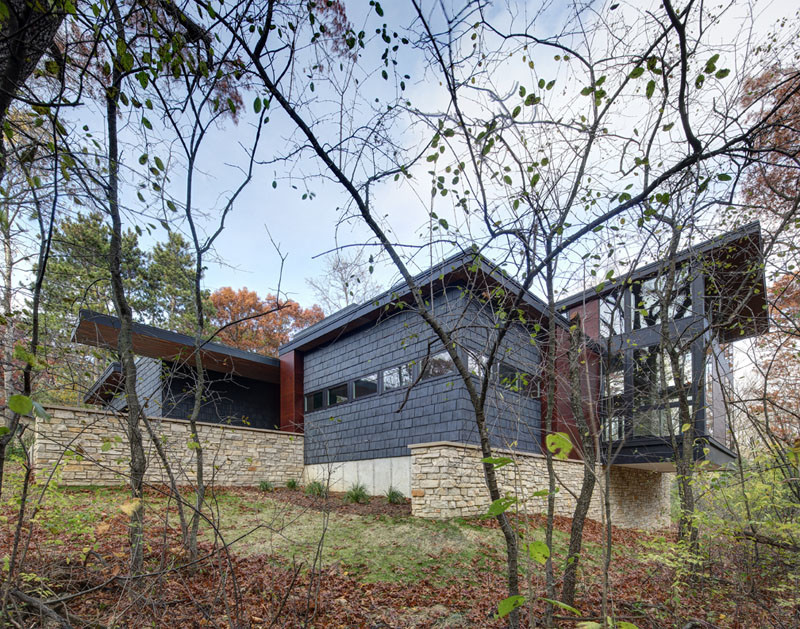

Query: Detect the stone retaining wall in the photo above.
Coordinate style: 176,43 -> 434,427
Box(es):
409,442 -> 672,530
34,405 -> 304,487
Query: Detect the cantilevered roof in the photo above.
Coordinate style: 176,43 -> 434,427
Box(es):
83,361 -> 122,405
73,310 -> 281,383
279,249 -> 571,355
555,221 -> 768,342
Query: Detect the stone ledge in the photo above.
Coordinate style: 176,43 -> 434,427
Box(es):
43,405 -> 302,438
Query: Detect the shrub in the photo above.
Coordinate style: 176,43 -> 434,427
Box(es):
304,480 -> 327,498
385,486 -> 405,505
258,480 -> 274,492
344,483 -> 370,505
286,479 -> 299,490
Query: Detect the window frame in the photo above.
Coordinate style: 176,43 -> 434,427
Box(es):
353,373 -> 379,400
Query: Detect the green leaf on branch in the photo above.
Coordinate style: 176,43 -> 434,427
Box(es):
8,394 -> 33,416
485,495 -> 518,517
527,540 -> 550,564
645,80 -> 655,99
542,598 -> 581,615
545,432 -> 573,460
717,173 -> 732,181
31,401 -> 50,419
481,456 -> 514,469
496,595 -> 526,619
704,54 -> 720,73
629,66 -> 644,78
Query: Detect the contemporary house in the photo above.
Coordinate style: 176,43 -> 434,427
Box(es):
79,314 -> 281,431
46,222 -> 765,528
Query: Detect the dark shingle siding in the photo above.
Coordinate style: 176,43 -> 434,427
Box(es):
161,365 -> 279,430
303,288 -> 542,464
107,356 -> 162,415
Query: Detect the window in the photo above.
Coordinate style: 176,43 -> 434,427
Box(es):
354,373 -> 378,399
497,362 -> 539,397
632,347 -> 691,437
421,351 -> 455,380
601,354 -> 625,441
468,352 -> 487,378
382,363 -> 414,391
304,390 -> 324,413
327,383 -> 349,406
631,267 -> 692,331
598,291 -> 624,338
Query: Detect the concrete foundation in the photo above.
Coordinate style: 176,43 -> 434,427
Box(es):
303,456 -> 412,497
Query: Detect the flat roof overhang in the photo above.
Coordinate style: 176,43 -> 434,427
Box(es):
73,310 -> 281,383
83,361 -> 123,405
555,222 -> 768,343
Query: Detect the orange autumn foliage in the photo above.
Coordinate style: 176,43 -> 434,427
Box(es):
208,287 -> 324,357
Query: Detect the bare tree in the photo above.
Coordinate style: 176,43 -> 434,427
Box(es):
306,250 -> 382,314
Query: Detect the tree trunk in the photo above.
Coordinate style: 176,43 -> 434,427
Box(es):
561,316 -> 597,607
106,0 -> 146,574
187,348 -> 205,562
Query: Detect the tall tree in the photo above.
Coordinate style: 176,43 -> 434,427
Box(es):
148,231 -> 198,334
208,287 -> 323,356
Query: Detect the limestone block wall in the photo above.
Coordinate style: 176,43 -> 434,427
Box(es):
33,405 -> 304,487
409,441 -> 672,530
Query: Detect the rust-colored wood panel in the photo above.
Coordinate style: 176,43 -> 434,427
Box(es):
279,351 -> 304,433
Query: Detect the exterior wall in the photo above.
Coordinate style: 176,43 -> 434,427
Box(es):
162,366 -> 280,431
303,456 -> 412,496
302,288 -> 542,465
107,356 -> 162,415
409,442 -> 672,530
33,405 -> 303,487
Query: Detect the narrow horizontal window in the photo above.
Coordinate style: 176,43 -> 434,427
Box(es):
421,351 -> 455,380
304,390 -> 324,412
498,362 -> 539,398
327,383 -> 349,406
383,363 -> 413,391
354,373 -> 378,399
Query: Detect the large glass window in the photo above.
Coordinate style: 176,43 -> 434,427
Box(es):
382,363 -> 414,391
601,354 -> 626,441
327,383 -> 349,406
632,347 -> 691,437
353,374 -> 378,399
468,352 -> 487,378
631,267 -> 692,330
598,291 -> 624,338
421,351 -> 455,380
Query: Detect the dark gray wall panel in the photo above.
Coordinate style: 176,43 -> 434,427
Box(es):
161,365 -> 279,430
303,288 -> 542,464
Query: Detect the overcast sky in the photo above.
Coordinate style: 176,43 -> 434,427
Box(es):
106,0 -> 795,314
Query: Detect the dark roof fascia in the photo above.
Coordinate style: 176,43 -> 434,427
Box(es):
73,310 -> 280,368
279,251 -> 571,355
555,221 -> 763,311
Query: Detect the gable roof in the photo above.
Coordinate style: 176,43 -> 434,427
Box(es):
73,310 -> 281,382
279,249 -> 570,355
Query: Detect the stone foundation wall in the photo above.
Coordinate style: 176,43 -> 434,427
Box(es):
409,442 -> 672,530
34,405 -> 304,487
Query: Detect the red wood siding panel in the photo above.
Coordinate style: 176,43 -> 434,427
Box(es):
279,351 -> 304,433
542,319 -> 602,461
